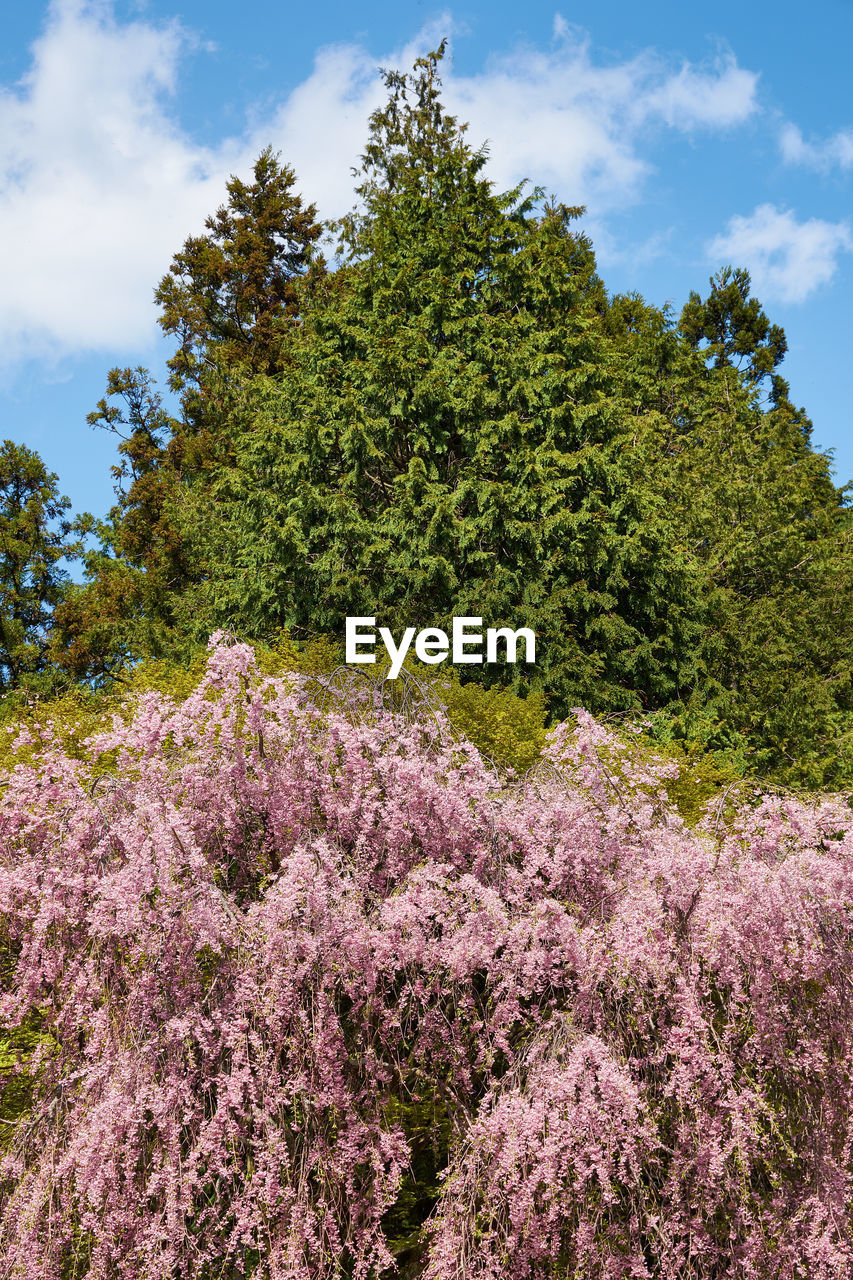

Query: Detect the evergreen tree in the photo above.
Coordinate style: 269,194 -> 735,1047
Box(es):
666,360 -> 853,786
612,277 -> 853,784
0,441 -> 80,694
194,47 -> 707,714
680,265 -> 788,404
55,152 -> 324,681
154,144 -> 325,456
53,368 -> 183,680
50,50 -> 853,784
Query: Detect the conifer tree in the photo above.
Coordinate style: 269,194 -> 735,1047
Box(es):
0,441 -> 80,694
680,265 -> 788,403
49,51 -> 853,784
612,275 -> 853,784
55,152 -> 324,680
196,47 -> 706,715
154,144 -> 325,462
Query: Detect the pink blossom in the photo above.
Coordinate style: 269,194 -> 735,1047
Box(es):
0,640 -> 851,1276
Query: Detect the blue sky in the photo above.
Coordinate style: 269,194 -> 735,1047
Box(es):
2,0 -> 852,523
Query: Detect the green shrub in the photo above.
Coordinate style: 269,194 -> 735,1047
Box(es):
437,676 -> 549,774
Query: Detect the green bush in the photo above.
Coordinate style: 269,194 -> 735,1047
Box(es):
437,676 -> 549,774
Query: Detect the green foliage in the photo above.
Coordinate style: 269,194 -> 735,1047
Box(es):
253,630 -> 344,678
56,151 -> 325,683
648,734 -> 746,828
193,49 -> 707,722
0,441 -> 82,695
381,1095 -> 452,1276
0,1021 -> 39,1151
40,45 -> 853,791
0,682 -> 109,774
680,265 -> 788,400
607,275 -> 853,789
154,145 -> 325,396
438,676 -> 549,773
668,348 -> 851,788
51,367 -> 186,682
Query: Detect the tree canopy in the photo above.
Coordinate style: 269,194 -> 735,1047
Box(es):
52,150 -> 325,684
189,51 -> 707,717
0,440 -> 80,696
37,45 -> 853,787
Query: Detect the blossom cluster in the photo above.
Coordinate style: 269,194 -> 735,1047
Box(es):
0,637 -> 852,1278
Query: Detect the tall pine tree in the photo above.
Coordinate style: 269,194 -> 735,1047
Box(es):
194,47 -> 707,714
0,442 -> 81,694
55,151 -> 324,680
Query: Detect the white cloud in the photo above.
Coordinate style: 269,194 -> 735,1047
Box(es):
780,122 -> 853,172
640,55 -> 758,130
0,0 -> 251,364
0,1 -> 761,365
262,21 -> 759,222
439,37 -> 758,209
708,204 -> 853,303
552,14 -> 570,42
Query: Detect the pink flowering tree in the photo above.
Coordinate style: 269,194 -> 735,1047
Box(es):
0,636 -> 852,1278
